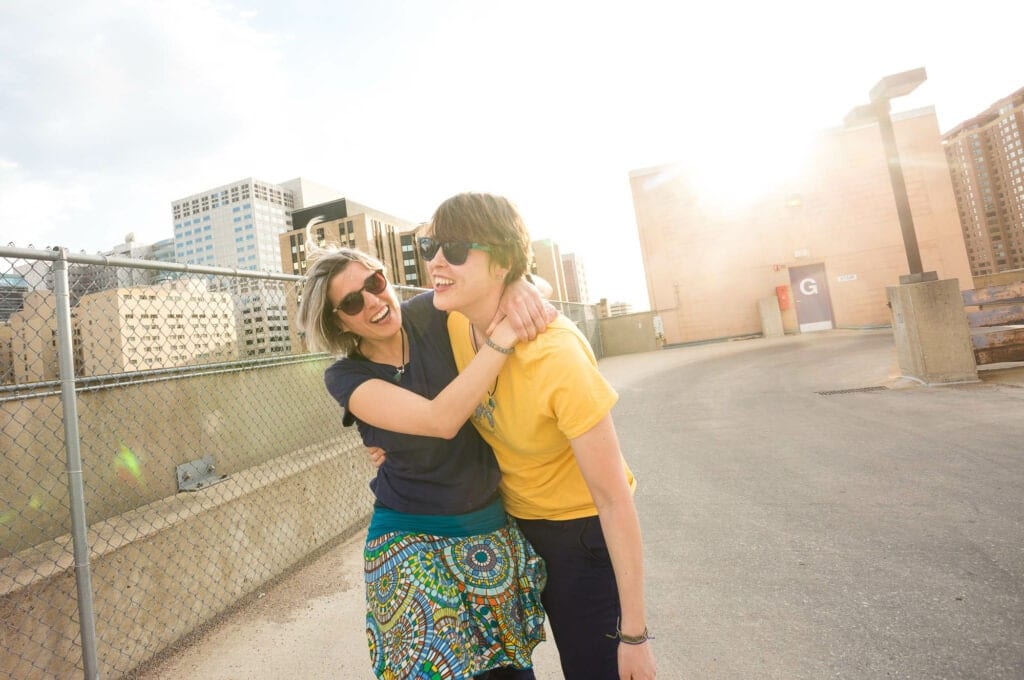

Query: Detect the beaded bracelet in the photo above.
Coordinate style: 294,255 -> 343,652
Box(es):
605,619 -> 655,645
485,337 -> 514,355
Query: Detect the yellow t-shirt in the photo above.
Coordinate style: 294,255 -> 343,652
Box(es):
448,312 -> 636,520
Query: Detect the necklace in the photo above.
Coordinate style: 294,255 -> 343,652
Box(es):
469,324 -> 497,428
392,327 -> 407,383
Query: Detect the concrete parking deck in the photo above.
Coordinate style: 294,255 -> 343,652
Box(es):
137,329 -> 1024,680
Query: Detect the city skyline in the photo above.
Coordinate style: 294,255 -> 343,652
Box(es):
2,1 -> 1023,310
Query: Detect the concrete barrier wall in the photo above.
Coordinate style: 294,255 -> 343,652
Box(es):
1,357 -> 357,554
600,312 -> 660,356
972,268 -> 1024,289
0,356 -> 377,677
0,437 -> 374,679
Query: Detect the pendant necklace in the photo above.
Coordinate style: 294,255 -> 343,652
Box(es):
470,324 -> 497,428
392,327 -> 407,383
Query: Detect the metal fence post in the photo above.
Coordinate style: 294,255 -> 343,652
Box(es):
53,248 -> 101,679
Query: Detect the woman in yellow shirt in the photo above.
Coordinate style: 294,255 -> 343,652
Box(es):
421,193 -> 657,680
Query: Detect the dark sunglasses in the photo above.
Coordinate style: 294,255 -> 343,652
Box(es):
333,270 -> 387,316
417,237 -> 493,265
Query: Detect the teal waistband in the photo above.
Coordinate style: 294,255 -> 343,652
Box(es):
367,498 -> 507,541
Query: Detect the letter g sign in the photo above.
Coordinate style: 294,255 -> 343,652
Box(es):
799,278 -> 819,295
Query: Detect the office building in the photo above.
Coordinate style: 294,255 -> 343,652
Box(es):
171,178 -> 298,273
75,280 -> 237,377
283,198 -> 421,283
530,239 -> 568,301
630,106 -> 972,346
171,177 -> 342,357
0,274 -> 28,322
230,278 -> 293,357
943,86 -> 1024,276
100,234 -> 169,289
281,198 -> 421,352
7,291 -> 58,383
278,178 -> 343,213
561,252 -> 589,304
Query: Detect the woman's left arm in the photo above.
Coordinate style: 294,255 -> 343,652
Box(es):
571,414 -> 657,680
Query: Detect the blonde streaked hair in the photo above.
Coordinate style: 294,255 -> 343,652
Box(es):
296,218 -> 386,356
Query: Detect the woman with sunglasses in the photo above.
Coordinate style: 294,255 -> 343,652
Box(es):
297,245 -> 555,680
419,193 -> 657,680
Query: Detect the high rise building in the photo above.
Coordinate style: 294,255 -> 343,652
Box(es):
530,239 -> 568,301
283,198 -> 421,284
277,178 -> 344,213
150,237 -> 177,284
171,178 -> 297,273
281,198 -> 422,353
943,87 -> 1024,276
561,252 -> 589,304
101,234 -> 166,288
171,177 -> 342,357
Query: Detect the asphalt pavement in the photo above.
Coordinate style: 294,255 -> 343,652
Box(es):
137,329 -> 1024,680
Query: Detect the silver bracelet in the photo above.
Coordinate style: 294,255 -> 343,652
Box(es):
484,336 -> 514,355
605,618 -> 655,645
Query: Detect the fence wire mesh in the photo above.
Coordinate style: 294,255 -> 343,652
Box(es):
1,249 -> 374,679
0,247 -> 604,679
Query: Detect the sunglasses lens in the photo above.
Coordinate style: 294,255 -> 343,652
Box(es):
418,238 -> 441,261
366,271 -> 387,294
339,294 -> 364,316
337,271 -> 386,316
441,242 -> 471,265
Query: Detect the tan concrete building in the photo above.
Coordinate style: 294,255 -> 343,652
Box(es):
531,239 -> 568,301
0,323 -> 13,383
630,106 -> 972,346
561,251 -> 590,304
7,291 -> 58,383
75,280 -> 238,376
943,87 -> 1024,276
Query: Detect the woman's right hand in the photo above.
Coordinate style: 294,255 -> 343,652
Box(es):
492,277 -> 558,341
366,446 -> 386,468
489,316 -> 525,352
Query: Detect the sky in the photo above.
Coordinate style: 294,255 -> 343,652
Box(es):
1,1 -> 1021,310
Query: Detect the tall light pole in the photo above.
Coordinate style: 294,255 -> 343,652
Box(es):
845,67 -> 937,284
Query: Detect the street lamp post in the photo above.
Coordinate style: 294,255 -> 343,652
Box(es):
845,67 -> 937,284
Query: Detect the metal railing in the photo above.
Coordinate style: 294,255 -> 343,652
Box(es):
0,247 -> 375,679
0,246 -> 603,679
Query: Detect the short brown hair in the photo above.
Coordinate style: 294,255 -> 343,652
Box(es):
429,193 -> 531,284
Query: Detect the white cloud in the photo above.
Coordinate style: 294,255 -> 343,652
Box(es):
2,0 -> 1023,309
1,1 -> 286,175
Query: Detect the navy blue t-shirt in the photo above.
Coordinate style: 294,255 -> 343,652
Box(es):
323,291 -> 501,515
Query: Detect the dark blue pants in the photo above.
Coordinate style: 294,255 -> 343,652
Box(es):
516,516 -> 621,680
474,667 -> 535,679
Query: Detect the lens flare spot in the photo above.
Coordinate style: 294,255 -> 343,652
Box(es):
114,443 -> 143,485
28,494 -> 45,511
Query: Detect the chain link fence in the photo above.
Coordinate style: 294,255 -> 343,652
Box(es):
0,246 -> 604,679
0,247 -> 378,679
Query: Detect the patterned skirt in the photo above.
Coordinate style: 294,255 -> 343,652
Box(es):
364,519 -> 546,680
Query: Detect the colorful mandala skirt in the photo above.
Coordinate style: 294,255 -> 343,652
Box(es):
364,519 -> 546,680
